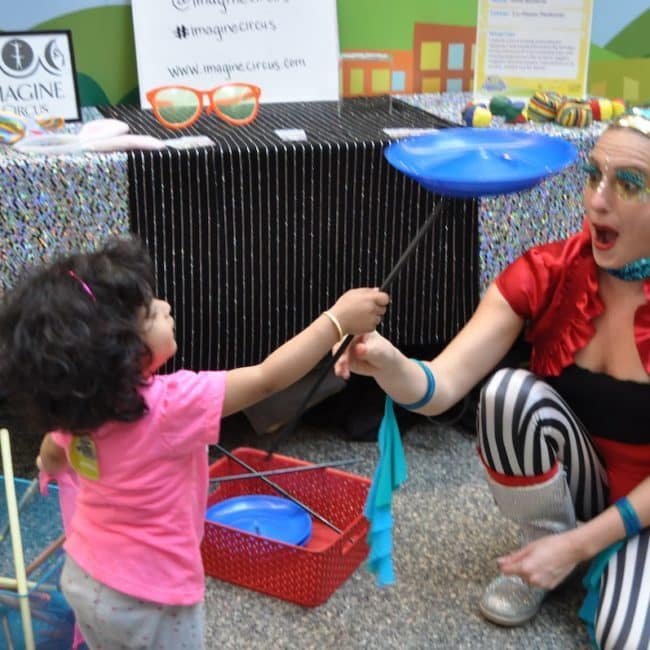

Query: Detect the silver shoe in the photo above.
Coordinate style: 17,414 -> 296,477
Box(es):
479,466 -> 577,626
479,575 -> 546,626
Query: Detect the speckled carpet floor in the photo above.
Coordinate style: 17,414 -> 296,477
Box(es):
204,416 -> 590,650
6,413 -> 590,649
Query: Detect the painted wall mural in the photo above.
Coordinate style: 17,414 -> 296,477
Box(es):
1,0 -> 648,107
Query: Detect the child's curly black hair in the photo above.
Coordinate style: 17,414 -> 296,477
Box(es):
0,237 -> 156,435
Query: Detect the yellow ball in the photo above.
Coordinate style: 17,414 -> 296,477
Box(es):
611,99 -> 626,117
474,106 -> 492,127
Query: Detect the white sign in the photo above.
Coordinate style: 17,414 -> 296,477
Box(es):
0,31 -> 80,121
131,0 -> 340,106
473,0 -> 593,101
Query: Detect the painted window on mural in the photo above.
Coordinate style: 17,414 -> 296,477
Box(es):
448,44 -> 464,71
392,70 -> 406,92
421,77 -> 441,92
371,69 -> 390,93
420,42 -> 441,71
349,68 -> 363,94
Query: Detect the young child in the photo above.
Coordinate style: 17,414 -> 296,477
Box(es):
0,236 -> 389,649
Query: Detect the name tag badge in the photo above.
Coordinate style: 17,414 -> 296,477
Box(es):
69,435 -> 100,480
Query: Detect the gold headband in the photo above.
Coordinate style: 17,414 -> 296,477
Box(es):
608,112 -> 650,138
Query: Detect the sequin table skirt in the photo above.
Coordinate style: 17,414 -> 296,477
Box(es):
0,148 -> 130,296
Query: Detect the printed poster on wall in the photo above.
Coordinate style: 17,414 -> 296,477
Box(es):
130,0 -> 340,107
473,0 -> 593,101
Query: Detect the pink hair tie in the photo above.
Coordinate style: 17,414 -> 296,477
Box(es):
67,270 -> 96,302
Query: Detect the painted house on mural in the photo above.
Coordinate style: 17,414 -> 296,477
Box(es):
1,1 -> 648,105
340,24 -> 476,97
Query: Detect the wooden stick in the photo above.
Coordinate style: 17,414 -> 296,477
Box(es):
25,533 -> 66,576
1,429 -> 35,650
0,577 -> 58,592
0,476 -> 39,546
214,444 -> 342,534
0,592 -> 59,625
1,614 -> 14,650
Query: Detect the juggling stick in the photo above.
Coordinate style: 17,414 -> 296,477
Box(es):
265,127 -> 580,456
209,458 -> 360,488
266,197 -> 448,456
261,128 -> 579,586
214,444 -> 342,535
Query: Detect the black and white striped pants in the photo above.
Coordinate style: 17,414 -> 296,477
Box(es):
476,368 -> 650,650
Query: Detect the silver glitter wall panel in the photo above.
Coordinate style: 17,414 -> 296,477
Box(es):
100,99 -> 479,370
0,149 -> 130,297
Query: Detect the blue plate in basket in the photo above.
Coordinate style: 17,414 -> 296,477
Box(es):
206,495 -> 312,546
384,128 -> 578,198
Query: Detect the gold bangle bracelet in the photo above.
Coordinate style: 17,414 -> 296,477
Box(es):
323,310 -> 344,340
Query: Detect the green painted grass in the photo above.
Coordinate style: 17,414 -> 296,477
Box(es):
36,6 -> 138,106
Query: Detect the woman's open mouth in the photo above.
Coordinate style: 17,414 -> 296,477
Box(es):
593,224 -> 618,251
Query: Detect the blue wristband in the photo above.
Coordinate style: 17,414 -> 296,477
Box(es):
396,359 -> 436,411
615,497 -> 642,538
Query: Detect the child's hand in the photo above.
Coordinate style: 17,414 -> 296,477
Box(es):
37,434 -> 69,477
328,288 -> 389,337
334,330 -> 398,380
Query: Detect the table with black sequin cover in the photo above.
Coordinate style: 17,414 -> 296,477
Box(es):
99,97 -> 479,370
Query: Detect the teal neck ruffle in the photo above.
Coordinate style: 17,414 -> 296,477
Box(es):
606,257 -> 650,281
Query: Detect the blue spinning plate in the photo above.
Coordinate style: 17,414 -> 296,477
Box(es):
206,495 -> 312,546
384,128 -> 578,198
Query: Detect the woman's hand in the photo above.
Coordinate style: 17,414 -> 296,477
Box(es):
497,530 -> 581,590
334,330 -> 399,380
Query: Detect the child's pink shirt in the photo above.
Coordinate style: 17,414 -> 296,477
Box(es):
51,369 -> 226,605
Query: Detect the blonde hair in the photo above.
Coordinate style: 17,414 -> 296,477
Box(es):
607,112 -> 650,138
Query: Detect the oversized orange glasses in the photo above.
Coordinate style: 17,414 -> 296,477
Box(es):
146,84 -> 261,129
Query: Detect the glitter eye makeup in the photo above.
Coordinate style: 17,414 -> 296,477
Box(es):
582,161 -> 602,191
584,160 -> 650,203
614,168 -> 650,202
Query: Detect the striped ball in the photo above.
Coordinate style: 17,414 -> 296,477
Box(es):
556,101 -> 593,127
0,110 -> 27,145
528,91 -> 563,122
588,98 -> 613,122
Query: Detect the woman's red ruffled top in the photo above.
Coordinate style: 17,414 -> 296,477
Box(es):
495,221 -> 650,377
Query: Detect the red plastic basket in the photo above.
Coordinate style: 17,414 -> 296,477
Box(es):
201,447 -> 370,607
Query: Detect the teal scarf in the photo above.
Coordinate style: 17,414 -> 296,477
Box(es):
363,397 -> 408,586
